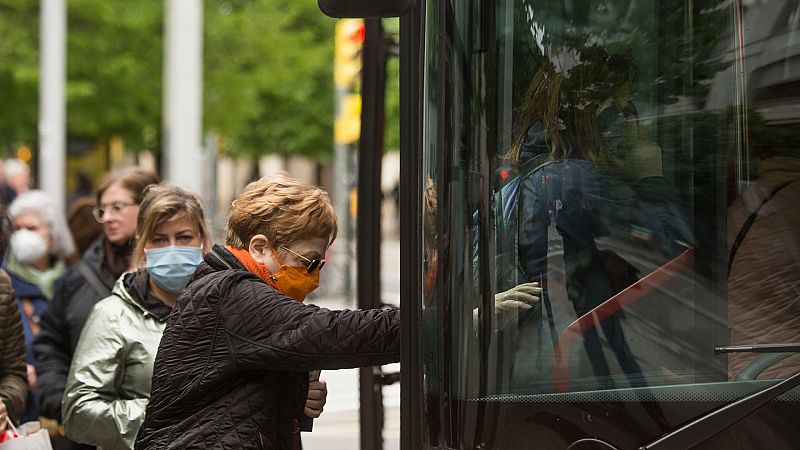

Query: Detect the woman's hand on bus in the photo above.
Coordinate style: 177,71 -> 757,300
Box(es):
472,282 -> 541,329
494,282 -> 541,326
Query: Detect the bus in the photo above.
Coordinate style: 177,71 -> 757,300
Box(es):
319,0 -> 800,448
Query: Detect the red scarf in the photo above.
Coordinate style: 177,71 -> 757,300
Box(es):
225,245 -> 279,290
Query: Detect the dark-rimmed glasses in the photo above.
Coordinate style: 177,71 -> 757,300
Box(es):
92,202 -> 137,223
280,245 -> 325,273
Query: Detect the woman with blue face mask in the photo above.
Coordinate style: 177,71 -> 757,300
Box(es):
61,184 -> 210,450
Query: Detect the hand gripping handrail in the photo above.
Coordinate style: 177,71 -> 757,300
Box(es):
552,248 -> 694,393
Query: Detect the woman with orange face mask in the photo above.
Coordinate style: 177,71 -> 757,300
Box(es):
136,172 -> 400,450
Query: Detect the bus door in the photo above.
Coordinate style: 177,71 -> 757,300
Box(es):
413,0 -> 800,448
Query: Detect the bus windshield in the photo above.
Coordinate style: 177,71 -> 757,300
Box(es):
416,0 -> 800,447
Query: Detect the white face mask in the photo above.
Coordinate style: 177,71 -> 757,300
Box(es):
10,229 -> 48,265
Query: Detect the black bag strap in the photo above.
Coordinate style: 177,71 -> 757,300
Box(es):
514,156 -> 558,349
727,179 -> 798,275
77,261 -> 112,299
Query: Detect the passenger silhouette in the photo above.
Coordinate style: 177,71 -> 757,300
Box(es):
509,45 -> 692,389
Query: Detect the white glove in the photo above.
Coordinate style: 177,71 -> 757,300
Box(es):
473,282 -> 541,328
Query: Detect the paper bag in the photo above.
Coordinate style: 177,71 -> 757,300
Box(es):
0,420 -> 53,450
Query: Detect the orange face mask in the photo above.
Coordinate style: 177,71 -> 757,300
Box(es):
268,248 -> 320,302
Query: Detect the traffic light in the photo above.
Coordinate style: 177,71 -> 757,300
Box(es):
334,19 -> 365,144
335,93 -> 362,144
334,19 -> 365,89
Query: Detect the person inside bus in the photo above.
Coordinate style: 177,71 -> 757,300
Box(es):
510,45 -> 692,389
423,177 -> 541,443
726,113 -> 800,380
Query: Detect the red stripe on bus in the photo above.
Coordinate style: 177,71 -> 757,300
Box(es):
552,248 -> 694,393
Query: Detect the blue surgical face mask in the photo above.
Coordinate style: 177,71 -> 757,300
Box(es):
145,246 -> 204,293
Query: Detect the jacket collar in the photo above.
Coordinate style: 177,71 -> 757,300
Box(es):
202,244 -> 246,272
82,236 -> 117,289
114,270 -> 172,321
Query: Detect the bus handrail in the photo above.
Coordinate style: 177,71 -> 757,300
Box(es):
552,247 -> 695,393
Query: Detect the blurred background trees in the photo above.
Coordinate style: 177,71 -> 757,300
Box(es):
0,0 -> 396,163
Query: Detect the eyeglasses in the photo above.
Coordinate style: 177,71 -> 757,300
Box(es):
280,245 -> 325,273
92,202 -> 137,223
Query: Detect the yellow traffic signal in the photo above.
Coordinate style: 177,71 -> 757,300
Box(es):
334,19 -> 365,89
335,93 -> 362,144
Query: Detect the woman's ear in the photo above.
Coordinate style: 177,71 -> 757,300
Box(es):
248,234 -> 270,265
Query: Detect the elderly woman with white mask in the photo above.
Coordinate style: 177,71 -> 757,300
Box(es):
2,190 -> 75,424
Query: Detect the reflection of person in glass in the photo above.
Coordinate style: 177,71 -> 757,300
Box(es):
422,178 -> 541,444
511,45 -> 692,389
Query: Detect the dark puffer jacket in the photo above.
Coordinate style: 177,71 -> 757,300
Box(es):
33,236 -> 116,423
135,245 -> 400,450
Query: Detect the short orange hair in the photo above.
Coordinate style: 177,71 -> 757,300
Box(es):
225,172 -> 338,249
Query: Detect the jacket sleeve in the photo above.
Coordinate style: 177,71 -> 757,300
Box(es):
32,275 -> 73,420
62,301 -> 147,450
0,270 -> 27,422
220,276 -> 400,371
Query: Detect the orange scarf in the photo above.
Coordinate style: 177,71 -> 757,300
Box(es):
225,245 -> 278,289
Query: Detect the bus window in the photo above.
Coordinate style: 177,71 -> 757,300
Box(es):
416,0 -> 800,447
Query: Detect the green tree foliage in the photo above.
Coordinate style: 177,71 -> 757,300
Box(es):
0,0 -> 338,161
383,19 -> 400,153
205,0 -> 336,160
0,0 -> 39,150
67,0 -> 163,151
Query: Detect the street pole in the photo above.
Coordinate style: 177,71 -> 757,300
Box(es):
163,0 -> 204,194
357,18 -> 387,450
39,0 -> 66,213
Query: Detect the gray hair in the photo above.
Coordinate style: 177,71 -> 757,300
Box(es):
4,159 -> 30,179
8,190 -> 76,259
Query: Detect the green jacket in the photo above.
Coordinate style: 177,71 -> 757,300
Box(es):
62,271 -> 169,450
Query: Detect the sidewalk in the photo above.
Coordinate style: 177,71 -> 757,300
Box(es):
302,239 -> 401,450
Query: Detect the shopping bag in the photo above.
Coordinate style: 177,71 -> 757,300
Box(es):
0,420 -> 53,450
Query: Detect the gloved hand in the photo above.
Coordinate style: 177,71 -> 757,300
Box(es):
473,282 -> 541,328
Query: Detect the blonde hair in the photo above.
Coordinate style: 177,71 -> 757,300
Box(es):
133,184 -> 211,267
508,47 -> 614,166
225,172 -> 338,249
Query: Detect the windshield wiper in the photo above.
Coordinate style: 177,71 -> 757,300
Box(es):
640,343 -> 800,450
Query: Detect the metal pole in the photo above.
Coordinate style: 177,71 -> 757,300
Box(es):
39,0 -> 67,212
163,0 -> 204,194
358,18 -> 387,450
331,98 -> 353,301
399,3 -> 425,448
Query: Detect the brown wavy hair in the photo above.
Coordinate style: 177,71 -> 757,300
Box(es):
96,168 -> 161,205
507,45 -> 630,166
225,172 -> 338,249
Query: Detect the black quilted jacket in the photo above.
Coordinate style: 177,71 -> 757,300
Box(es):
135,245 -> 400,450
